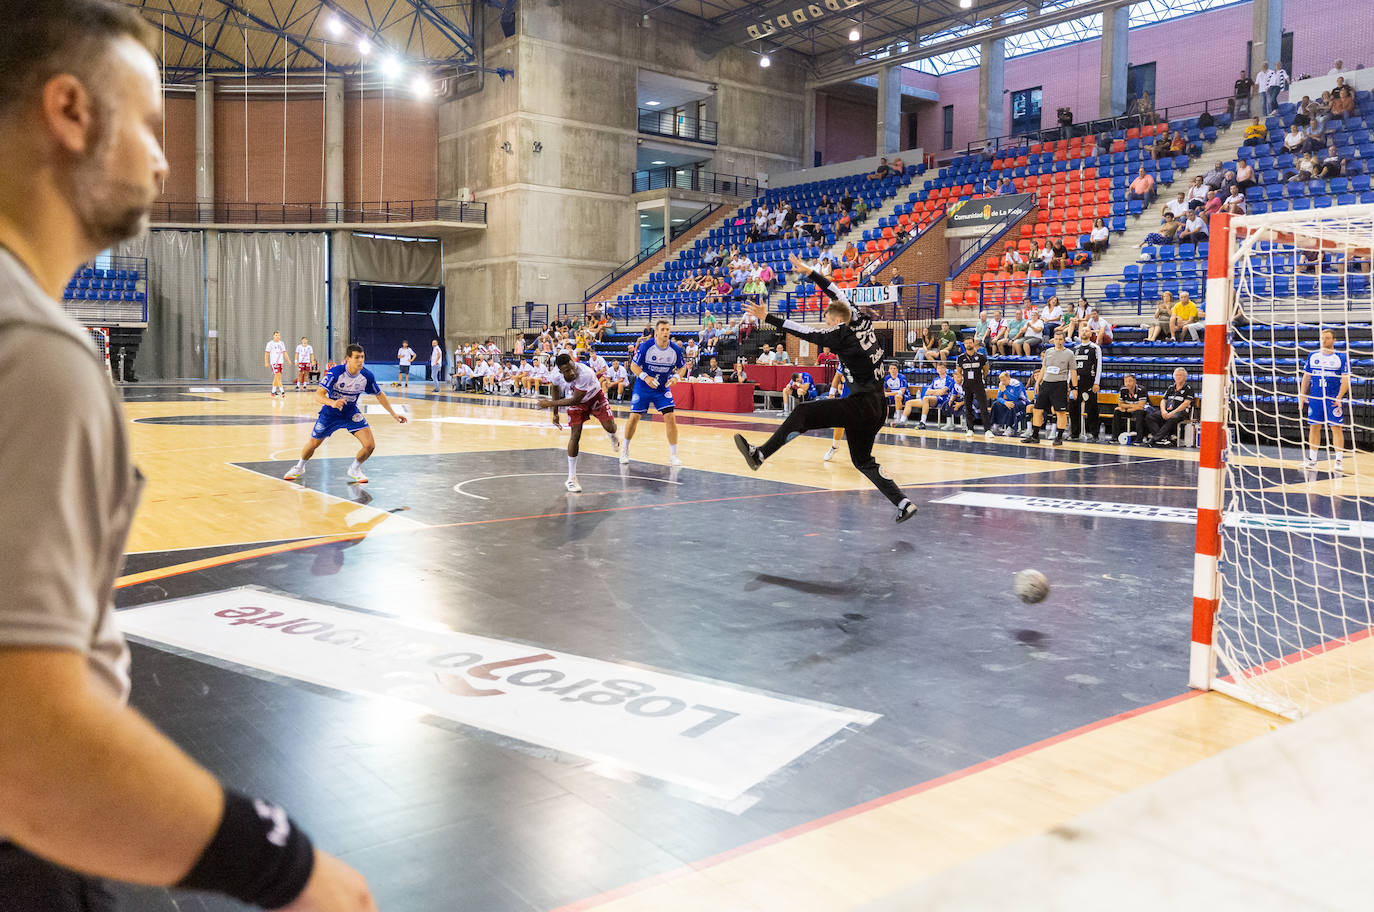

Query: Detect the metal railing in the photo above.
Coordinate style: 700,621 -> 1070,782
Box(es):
149,199 -> 487,226
960,94 -> 1235,158
948,197 -> 1037,279
582,282 -> 942,329
631,168 -> 759,197
510,303 -> 550,330
637,108 -> 718,145
581,203 -> 719,302
973,267 -> 1208,317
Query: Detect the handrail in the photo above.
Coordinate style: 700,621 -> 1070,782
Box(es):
631,168 -> 759,198
581,203 -> 720,302
947,196 -> 1037,279
859,210 -> 946,279
974,265 -> 1217,317
959,94 -> 1235,158
637,108 -> 718,145
148,199 -> 487,226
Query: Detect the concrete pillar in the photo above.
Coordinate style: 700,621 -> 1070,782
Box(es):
329,230 -> 351,358
194,77 -> 214,206
978,38 -> 1005,140
203,229 -> 219,380
1252,0 -> 1283,76
802,87 -> 817,168
324,75 -> 346,204
876,65 -> 901,156
662,197 -> 672,259
1098,4 -> 1129,120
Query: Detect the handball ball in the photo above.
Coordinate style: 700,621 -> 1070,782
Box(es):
1014,569 -> 1050,604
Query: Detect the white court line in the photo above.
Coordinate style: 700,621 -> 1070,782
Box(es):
453,473 -> 683,501
225,463 -> 429,532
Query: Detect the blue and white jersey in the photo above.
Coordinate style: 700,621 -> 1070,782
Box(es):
922,373 -> 952,398
321,364 -> 381,408
1305,349 -> 1349,399
631,338 -> 686,386
997,379 -> 1028,406
884,374 -> 909,395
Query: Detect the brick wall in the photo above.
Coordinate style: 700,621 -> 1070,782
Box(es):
944,205 -> 1040,308
157,95 -> 196,204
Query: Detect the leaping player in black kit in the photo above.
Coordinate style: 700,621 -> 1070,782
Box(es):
734,254 -> 918,523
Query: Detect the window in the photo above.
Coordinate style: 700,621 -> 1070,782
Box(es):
1011,87 -> 1043,136
1126,63 -> 1156,113
942,104 -> 954,150
1246,31 -> 1294,78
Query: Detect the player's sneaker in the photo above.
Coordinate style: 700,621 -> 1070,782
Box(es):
1020,429 -> 1039,443
1052,431 -> 1065,446
618,445 -> 630,465
984,430 -> 995,440
733,434 -> 762,471
942,419 -> 955,431
668,454 -> 684,467
1303,454 -> 1319,470
565,477 -> 582,493
1080,433 -> 1095,442
283,463 -> 305,481
895,500 -> 918,523
917,420 -> 927,430
824,445 -> 837,462
964,427 -> 974,438
1334,456 -> 1345,474
346,468 -> 369,484
609,436 -> 623,452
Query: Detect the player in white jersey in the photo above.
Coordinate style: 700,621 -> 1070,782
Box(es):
602,361 -> 628,401
293,337 -> 314,390
538,353 -> 623,492
621,319 -> 687,466
396,340 -> 417,388
1299,327 -> 1351,472
284,344 -> 408,484
264,331 -> 287,397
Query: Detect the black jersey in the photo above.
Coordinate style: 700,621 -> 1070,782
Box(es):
956,350 -> 988,387
765,275 -> 884,392
1162,383 -> 1194,413
1073,341 -> 1101,387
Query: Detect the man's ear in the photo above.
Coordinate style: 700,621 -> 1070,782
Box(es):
40,73 -> 98,157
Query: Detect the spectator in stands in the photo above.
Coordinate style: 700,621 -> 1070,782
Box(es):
1065,298 -> 1090,338
991,371 -> 1029,436
1297,247 -> 1322,274
704,272 -> 732,303
1040,295 -> 1066,331
1331,85 -> 1355,122
1096,131 -> 1114,156
1320,141 -> 1346,179
993,310 -> 1024,356
854,196 -> 869,221
998,177 -> 1018,195
1198,108 -> 1215,130
1146,292 -> 1175,341
1302,115 -> 1329,153
1145,368 -> 1195,446
1128,167 -> 1156,205
1088,217 -> 1110,255
1015,314 -> 1046,356
696,357 -> 724,382
782,372 -> 815,412
836,209 -> 852,235
868,157 -> 891,180
842,241 -> 859,267
1202,189 -> 1223,217
1140,212 -> 1183,248
1184,176 -> 1208,210
1085,308 -> 1113,347
1243,117 -> 1268,146
1202,161 -> 1228,194
1111,374 -> 1150,442
756,343 -> 776,364
1235,159 -> 1258,193
1283,122 -> 1306,154
773,344 -> 791,365
1170,291 -> 1201,341
1223,184 -> 1247,215
1162,190 -> 1190,220
684,339 -> 700,372
1003,245 -> 1026,272
733,309 -> 758,341
727,360 -> 749,383
703,246 -> 721,268
971,312 -> 996,351
677,271 -> 700,293
1179,210 -> 1208,245
1150,129 -> 1173,161
892,157 -> 906,176
1234,70 -> 1254,117
1025,240 -> 1043,271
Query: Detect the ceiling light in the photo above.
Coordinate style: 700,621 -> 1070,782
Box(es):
849,27 -> 860,41
759,54 -> 771,68
357,38 -> 372,56
410,74 -> 432,99
645,100 -> 661,106
651,160 -> 666,165
326,16 -> 345,37
959,0 -> 972,7
380,56 -> 402,80
671,219 -> 684,223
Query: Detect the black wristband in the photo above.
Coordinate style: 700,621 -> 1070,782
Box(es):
178,789 -> 315,909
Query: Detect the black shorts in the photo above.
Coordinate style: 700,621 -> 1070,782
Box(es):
1035,380 -> 1070,412
0,842 -> 117,911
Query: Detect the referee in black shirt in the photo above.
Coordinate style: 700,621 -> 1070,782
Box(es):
735,255 -> 917,523
956,337 -> 991,437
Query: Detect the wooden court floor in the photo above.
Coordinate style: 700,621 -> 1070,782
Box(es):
108,383 -> 1372,911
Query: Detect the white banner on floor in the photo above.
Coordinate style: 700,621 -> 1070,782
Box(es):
119,589 -> 878,809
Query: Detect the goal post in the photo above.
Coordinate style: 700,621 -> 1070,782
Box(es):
1190,204 -> 1374,719
86,326 -> 113,383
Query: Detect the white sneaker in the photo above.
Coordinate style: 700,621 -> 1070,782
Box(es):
669,455 -> 684,467
824,446 -> 837,462
1303,455 -> 1319,470
565,477 -> 582,493
1334,457 -> 1345,474
942,420 -> 954,431
609,436 -> 623,451
619,447 -> 630,465
964,428 -> 974,438
346,468 -> 369,485
984,430 -> 995,440
283,463 -> 305,481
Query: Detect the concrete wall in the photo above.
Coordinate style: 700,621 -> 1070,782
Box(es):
437,0 -> 808,338
819,1 -> 1368,161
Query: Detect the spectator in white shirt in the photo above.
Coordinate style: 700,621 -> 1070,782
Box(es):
1040,296 -> 1065,331
1162,191 -> 1190,220
757,344 -> 777,364
1180,211 -> 1208,244
773,345 -> 791,365
1085,309 -> 1114,347
1329,59 -> 1345,76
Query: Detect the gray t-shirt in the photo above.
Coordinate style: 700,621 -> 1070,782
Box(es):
0,248 -> 139,702
1040,346 -> 1077,384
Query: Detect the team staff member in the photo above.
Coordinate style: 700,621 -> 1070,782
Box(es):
1111,374 -> 1151,443
733,254 -> 917,523
955,336 -> 990,437
1145,368 -> 1196,446
1069,327 -> 1102,441
1021,329 -> 1077,445
0,2 -> 373,909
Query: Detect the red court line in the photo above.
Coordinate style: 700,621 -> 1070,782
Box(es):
549,688 -> 1202,912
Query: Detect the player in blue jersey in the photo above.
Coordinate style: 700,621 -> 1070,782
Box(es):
283,343 -> 408,484
882,363 -> 909,423
1299,328 -> 1351,472
620,318 -> 687,466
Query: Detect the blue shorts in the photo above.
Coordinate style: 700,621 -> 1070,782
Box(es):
1307,396 -> 1347,425
312,404 -> 370,439
630,381 -> 675,414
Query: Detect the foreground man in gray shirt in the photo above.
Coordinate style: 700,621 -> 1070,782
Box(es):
0,1 -> 373,909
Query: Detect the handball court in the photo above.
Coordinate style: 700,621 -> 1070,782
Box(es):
109,383 -> 1374,911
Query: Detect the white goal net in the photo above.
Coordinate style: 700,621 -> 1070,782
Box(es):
86,326 -> 113,383
1203,205 -> 1374,718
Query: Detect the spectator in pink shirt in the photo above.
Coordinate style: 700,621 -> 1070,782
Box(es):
1127,167 -> 1156,205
